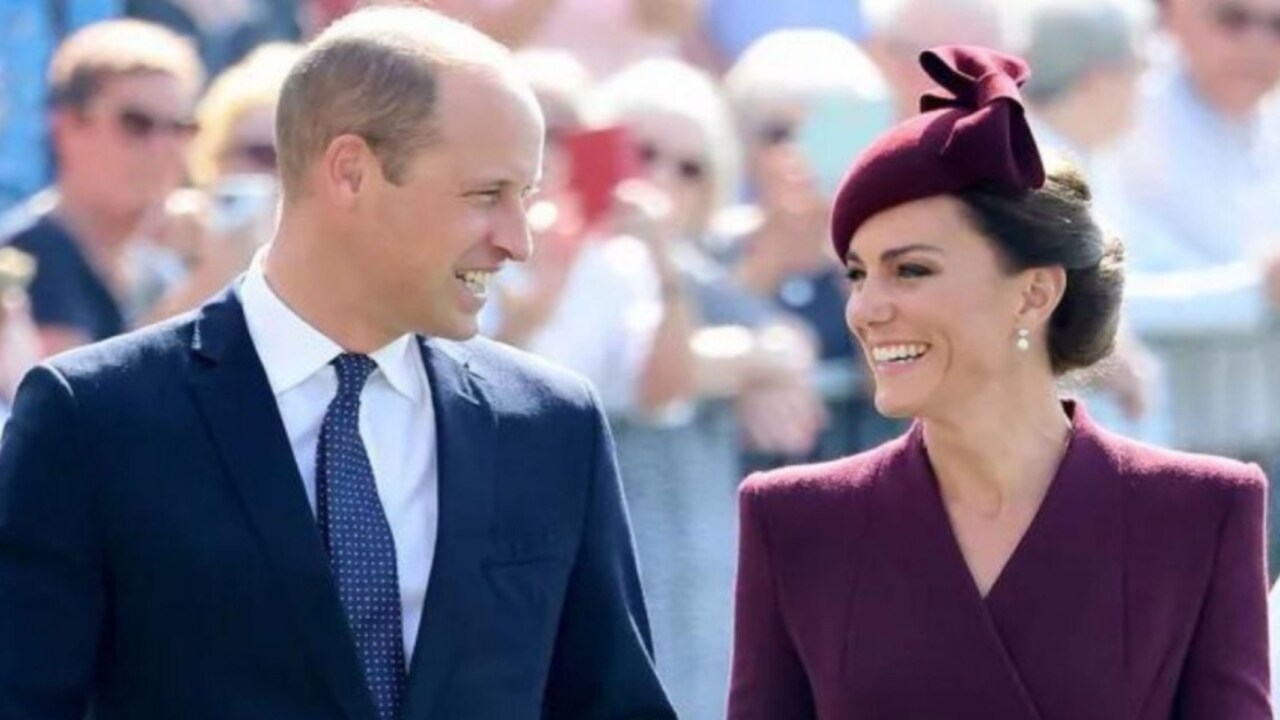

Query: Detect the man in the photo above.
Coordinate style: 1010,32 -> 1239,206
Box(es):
1,19 -> 203,357
1105,0 -> 1280,274
0,6 -> 675,720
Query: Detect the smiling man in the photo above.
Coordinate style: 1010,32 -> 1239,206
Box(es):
0,6 -> 674,720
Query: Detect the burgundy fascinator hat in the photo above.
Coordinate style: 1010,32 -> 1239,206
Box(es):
830,45 -> 1046,260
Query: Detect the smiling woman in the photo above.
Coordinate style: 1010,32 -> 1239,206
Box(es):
728,45 -> 1271,720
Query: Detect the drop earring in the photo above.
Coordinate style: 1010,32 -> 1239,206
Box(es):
1016,328 -> 1030,352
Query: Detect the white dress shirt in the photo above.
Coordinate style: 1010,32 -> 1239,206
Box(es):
239,255 -> 438,660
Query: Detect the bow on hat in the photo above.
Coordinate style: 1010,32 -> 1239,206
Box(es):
829,45 -> 1047,260
918,46 -> 1045,195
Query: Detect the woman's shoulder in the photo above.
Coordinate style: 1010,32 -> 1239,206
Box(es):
740,432 -> 910,508
1088,423 -> 1266,516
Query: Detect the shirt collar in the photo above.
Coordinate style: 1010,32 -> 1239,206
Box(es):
239,248 -> 425,403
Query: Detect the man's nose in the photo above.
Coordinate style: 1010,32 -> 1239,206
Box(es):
494,205 -> 533,262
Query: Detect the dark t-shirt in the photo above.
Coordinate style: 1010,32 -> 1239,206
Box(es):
2,213 -> 125,342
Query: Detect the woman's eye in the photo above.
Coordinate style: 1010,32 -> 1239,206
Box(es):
898,263 -> 933,279
845,267 -> 867,283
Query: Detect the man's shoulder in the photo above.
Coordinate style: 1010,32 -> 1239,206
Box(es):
44,310 -> 198,390
442,335 -> 598,412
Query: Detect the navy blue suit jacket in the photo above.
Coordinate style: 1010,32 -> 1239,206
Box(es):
0,288 -> 675,720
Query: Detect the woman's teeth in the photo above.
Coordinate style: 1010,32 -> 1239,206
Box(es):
457,270 -> 492,296
872,344 -> 930,364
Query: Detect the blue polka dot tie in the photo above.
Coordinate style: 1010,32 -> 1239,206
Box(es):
316,353 -> 406,720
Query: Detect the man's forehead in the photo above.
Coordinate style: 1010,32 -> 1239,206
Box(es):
433,69 -> 543,182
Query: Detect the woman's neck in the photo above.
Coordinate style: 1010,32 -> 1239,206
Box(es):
921,378 -> 1072,518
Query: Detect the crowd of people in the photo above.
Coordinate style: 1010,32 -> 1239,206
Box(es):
1,0 -> 1280,718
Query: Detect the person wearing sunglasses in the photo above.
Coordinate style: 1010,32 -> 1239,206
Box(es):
187,42 -> 303,187
139,42 -> 303,325
725,29 -> 904,471
0,19 -> 203,358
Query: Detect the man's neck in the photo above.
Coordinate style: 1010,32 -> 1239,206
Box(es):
264,215 -> 399,355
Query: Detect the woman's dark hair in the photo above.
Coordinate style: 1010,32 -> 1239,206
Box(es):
957,160 -> 1125,375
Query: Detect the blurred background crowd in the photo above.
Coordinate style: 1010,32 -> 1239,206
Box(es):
1,0 -> 1279,717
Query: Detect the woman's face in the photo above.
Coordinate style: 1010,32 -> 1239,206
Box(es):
844,195 -> 1032,419
625,109 -> 713,239
219,104 -> 277,178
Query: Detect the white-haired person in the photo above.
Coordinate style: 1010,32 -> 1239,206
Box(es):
588,56 -> 824,720
723,28 -> 902,469
861,0 -> 1011,118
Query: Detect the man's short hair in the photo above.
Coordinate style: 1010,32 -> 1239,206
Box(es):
47,19 -> 205,111
274,5 -> 511,198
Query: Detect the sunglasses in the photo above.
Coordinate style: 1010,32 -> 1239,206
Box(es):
1212,3 -> 1280,38
637,142 -> 706,182
228,142 -> 278,169
108,106 -> 199,140
757,121 -> 796,147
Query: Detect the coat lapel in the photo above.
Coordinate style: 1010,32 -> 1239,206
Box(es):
186,288 -> 375,720
857,424 -> 1045,720
400,338 -> 497,719
982,402 -> 1126,718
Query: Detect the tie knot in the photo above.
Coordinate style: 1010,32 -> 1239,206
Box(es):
332,353 -> 378,396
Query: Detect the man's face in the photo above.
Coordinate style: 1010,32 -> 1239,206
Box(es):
1167,0 -> 1280,116
351,67 -> 544,341
57,72 -> 196,214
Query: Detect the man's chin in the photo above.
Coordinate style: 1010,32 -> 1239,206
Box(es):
421,316 -> 480,342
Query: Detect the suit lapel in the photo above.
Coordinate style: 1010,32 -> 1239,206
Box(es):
401,338 -> 497,719
186,288 -> 375,720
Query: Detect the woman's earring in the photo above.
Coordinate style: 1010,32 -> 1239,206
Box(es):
1016,328 -> 1031,352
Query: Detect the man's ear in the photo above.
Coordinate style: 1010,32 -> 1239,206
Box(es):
320,133 -> 374,207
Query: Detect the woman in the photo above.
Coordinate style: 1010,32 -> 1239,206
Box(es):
727,46 -> 1270,719
141,42 -> 301,324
